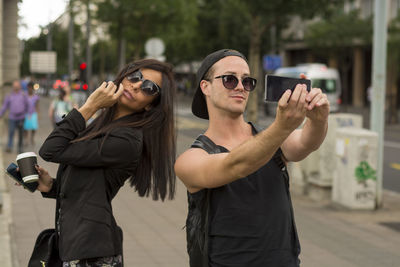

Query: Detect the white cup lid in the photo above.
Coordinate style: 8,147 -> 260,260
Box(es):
16,152 -> 37,161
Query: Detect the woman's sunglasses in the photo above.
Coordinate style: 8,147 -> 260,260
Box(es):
126,70 -> 161,96
214,75 -> 257,92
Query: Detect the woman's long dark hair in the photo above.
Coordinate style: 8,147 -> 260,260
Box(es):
73,59 -> 176,201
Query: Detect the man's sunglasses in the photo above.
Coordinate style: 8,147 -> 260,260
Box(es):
126,70 -> 161,96
214,75 -> 257,92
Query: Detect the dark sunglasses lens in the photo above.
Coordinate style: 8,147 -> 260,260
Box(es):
141,80 -> 159,96
242,77 -> 257,91
222,75 -> 239,89
127,71 -> 142,83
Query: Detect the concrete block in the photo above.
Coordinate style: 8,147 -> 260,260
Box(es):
332,127 -> 378,210
300,113 -> 363,186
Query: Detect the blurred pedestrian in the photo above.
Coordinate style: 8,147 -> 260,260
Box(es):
48,88 -> 74,127
63,84 -> 79,108
35,59 -> 176,266
23,81 -> 40,146
0,80 -> 29,153
175,49 -> 330,266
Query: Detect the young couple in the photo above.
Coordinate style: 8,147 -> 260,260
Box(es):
36,50 -> 329,266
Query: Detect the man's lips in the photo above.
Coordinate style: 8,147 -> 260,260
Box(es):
230,95 -> 246,100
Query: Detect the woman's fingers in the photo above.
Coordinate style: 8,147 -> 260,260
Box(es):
114,84 -> 124,99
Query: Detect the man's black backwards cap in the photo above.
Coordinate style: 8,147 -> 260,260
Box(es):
192,49 -> 248,119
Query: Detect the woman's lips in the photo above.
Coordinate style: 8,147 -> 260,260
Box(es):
123,90 -> 133,100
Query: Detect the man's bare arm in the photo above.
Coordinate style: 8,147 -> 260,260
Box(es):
175,85 -> 309,193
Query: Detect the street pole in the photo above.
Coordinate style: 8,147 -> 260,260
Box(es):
46,23 -> 53,94
86,0 -> 92,92
370,0 -> 388,208
68,0 -> 74,84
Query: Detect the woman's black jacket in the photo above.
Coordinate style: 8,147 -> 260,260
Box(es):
39,109 -> 143,261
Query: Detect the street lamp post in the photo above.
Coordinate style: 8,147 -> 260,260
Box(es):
370,0 -> 388,208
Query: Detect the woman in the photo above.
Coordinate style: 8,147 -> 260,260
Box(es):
36,59 -> 176,266
23,82 -> 40,146
48,87 -> 75,127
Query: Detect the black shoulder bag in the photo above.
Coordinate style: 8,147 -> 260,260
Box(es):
28,228 -> 62,267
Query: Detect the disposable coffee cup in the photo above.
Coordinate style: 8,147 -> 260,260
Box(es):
16,152 -> 39,183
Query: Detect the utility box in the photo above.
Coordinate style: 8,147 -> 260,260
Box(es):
317,113 -> 363,185
300,113 -> 363,186
332,128 -> 378,210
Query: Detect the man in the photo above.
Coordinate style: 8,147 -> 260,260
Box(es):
0,80 -> 29,153
175,49 -> 329,266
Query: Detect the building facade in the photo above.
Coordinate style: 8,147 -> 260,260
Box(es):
280,0 -> 399,120
1,0 -> 19,88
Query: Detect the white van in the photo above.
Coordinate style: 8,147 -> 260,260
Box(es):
264,63 -> 341,115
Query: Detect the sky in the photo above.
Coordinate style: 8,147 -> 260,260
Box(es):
18,0 -> 68,40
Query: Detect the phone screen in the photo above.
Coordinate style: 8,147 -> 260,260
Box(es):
265,75 -> 311,102
6,162 -> 37,193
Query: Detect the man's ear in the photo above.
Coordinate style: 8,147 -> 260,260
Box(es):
200,80 -> 210,96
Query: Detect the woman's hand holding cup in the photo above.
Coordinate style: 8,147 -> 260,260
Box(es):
35,165 -> 53,193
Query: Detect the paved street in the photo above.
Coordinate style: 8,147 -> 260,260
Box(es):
0,94 -> 400,266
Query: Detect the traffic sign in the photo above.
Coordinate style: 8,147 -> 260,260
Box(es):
29,51 -> 57,73
145,38 -> 165,58
263,55 -> 282,71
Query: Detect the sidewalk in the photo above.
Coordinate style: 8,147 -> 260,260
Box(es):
0,95 -> 399,266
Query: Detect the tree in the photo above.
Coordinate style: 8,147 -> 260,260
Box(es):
20,23 -> 84,77
192,0 -> 345,122
95,0 -> 197,70
304,9 -> 373,108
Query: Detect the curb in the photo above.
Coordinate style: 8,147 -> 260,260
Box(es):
0,148 -> 13,267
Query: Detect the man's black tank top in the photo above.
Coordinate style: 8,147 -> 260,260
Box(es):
187,123 -> 300,267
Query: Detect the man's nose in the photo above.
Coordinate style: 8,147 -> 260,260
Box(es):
234,79 -> 245,91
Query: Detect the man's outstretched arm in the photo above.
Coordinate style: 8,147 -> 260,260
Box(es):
175,85 -> 309,193
281,87 -> 330,162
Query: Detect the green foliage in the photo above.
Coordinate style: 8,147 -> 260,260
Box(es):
20,0 -> 352,79
304,10 -> 373,50
96,0 -> 187,62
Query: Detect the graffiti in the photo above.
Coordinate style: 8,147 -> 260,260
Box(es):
355,161 -> 376,187
355,191 -> 375,202
335,118 -> 356,127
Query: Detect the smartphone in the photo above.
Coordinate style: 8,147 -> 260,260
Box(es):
5,162 -> 38,193
265,75 -> 311,102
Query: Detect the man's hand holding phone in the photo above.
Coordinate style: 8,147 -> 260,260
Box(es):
265,74 -> 330,123
305,87 -> 330,123
275,83 -> 309,133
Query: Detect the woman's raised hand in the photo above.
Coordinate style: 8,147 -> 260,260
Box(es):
78,81 -> 124,121
86,82 -> 124,110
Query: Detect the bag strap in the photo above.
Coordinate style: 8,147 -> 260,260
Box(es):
191,134 -> 222,266
191,134 -> 223,154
